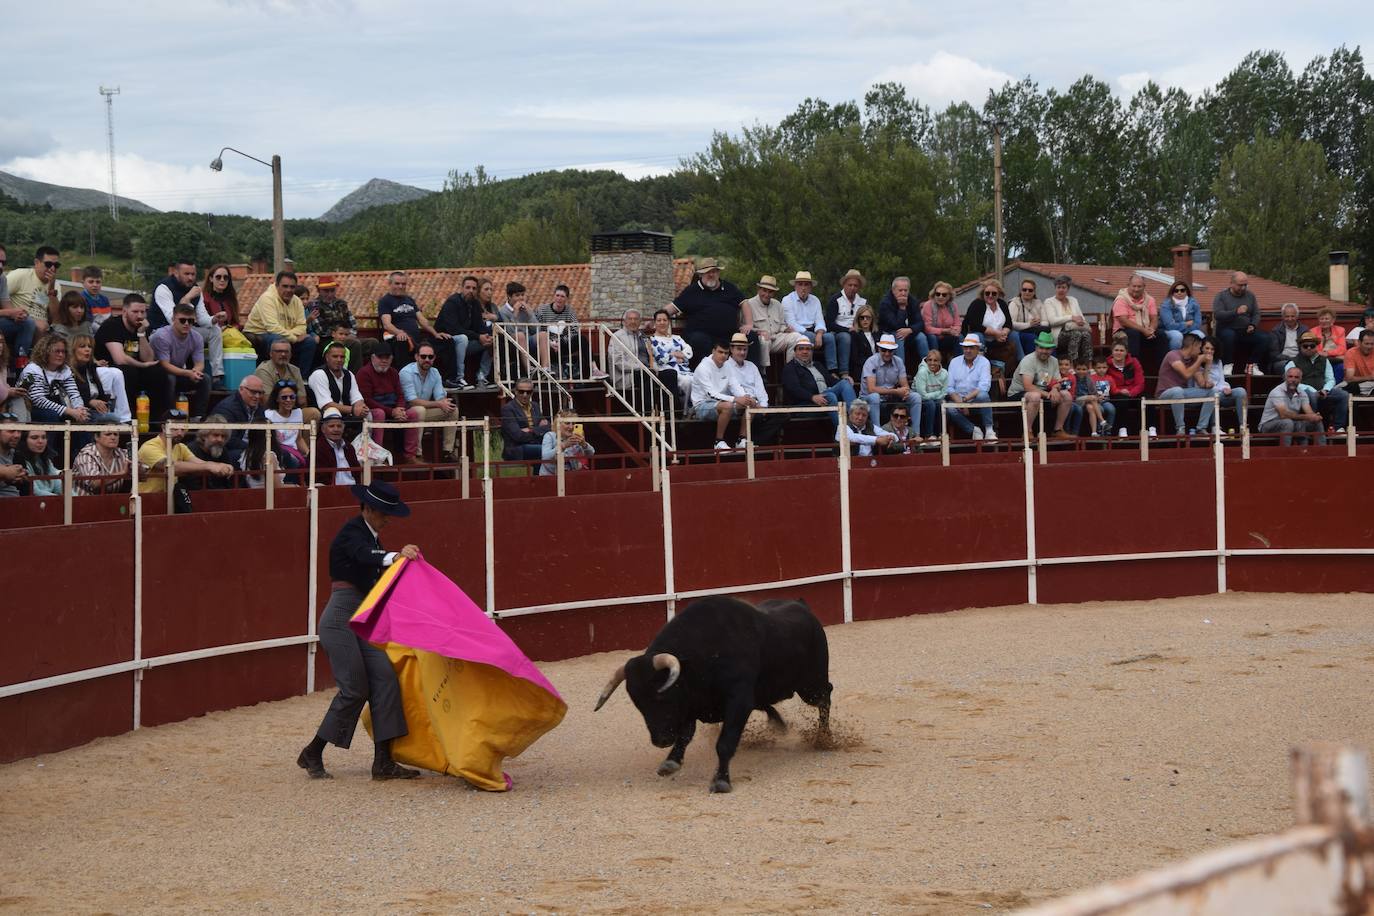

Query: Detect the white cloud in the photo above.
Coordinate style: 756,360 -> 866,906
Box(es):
1,149 -> 356,218
512,98 -> 762,132
1116,70 -> 1154,96
874,51 -> 1015,109
571,160 -> 675,181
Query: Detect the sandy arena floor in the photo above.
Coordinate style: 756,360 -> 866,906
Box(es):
4,592 -> 1374,914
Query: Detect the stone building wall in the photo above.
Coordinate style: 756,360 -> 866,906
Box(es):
588,250 -> 676,322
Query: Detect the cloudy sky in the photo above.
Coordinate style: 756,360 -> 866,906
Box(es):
5,0 -> 1370,219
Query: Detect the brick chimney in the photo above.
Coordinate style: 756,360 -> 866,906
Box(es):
589,231 -> 674,323
1170,244 -> 1193,290
1329,251 -> 1350,302
250,257 -> 269,275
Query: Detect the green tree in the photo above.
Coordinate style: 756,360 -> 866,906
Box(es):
133,214 -> 226,277
470,191 -> 594,265
1210,132 -> 1349,291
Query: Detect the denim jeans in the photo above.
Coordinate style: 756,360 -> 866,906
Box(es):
826,331 -> 851,376
1305,386 -> 1349,428
816,378 -> 857,429
1159,386 -> 1215,433
0,314 -> 37,356
449,334 -> 470,382
918,397 -> 943,437
944,393 -> 993,435
1212,388 -> 1247,430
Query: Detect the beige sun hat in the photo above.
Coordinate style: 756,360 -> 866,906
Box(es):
793,271 -> 814,284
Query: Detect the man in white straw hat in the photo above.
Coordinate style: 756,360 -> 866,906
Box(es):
782,271 -> 835,374
860,333 -> 922,428
740,275 -> 804,371
946,333 -> 997,441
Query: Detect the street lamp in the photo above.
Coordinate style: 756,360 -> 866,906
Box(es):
210,146 -> 285,275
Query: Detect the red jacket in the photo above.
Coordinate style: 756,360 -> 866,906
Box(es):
1105,355 -> 1145,397
355,362 -> 408,412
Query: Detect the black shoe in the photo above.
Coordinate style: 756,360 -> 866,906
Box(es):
297,746 -> 331,779
372,760 -> 421,780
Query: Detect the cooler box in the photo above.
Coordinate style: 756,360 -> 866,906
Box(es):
223,351 -> 257,391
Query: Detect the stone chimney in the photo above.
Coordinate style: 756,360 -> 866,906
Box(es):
1329,251 -> 1350,302
588,231 -> 674,323
1170,244 -> 1193,290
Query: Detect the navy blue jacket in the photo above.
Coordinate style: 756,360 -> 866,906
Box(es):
877,292 -> 925,336
329,515 -> 393,592
781,359 -> 840,404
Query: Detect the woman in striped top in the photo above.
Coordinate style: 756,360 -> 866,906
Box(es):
17,335 -> 89,425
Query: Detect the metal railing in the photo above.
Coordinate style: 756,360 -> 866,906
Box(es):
490,323 -> 573,420
550,413 -> 667,496
0,421 -> 140,524
595,324 -> 678,454
358,417 -> 493,497
162,420 -> 316,512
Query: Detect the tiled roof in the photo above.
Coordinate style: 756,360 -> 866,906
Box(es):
957,260 -> 1359,320
237,258 -> 700,327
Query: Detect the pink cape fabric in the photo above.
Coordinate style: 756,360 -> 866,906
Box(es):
349,556 -> 562,701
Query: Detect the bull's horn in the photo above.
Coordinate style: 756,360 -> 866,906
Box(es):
593,664 -> 627,711
653,653 -> 681,693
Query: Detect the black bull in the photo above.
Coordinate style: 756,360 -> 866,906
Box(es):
594,596 -> 833,793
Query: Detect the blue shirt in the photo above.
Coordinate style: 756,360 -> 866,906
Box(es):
399,361 -> 444,402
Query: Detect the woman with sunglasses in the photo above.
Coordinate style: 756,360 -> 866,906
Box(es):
18,334 -> 89,427
201,265 -> 241,330
848,305 -> 880,379
920,282 -> 961,362
1159,281 -> 1202,351
266,379 -> 309,469
73,427 -> 131,494
961,280 -> 1022,367
70,333 -> 130,423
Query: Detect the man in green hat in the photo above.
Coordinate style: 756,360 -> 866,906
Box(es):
1008,331 -> 1076,439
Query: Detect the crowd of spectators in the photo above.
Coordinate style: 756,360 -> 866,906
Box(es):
5,245 -> 1374,498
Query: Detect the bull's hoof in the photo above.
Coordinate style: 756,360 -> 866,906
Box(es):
709,777 -> 733,794
656,759 -> 682,777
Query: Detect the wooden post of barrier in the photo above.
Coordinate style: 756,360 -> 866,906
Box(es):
60,430 -> 72,525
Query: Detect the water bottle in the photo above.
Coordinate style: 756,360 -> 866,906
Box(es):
176,394 -> 190,416
136,392 -> 150,433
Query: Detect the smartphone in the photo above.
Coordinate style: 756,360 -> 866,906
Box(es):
573,423 -> 585,438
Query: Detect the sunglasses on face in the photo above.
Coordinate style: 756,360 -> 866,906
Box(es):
176,318 -> 193,325
417,353 -> 435,361
983,291 -> 999,298
212,273 -> 228,280
1302,342 -> 1318,348
516,389 -> 533,395
933,292 -> 949,298
42,261 -> 60,269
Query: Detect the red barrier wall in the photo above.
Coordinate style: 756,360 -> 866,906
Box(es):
7,453 -> 1374,763
0,521 -> 136,759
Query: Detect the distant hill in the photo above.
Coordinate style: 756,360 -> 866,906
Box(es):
320,178 -> 433,222
0,169 -> 157,213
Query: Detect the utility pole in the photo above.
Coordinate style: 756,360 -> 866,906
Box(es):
99,86 -> 121,220
988,119 -> 1006,282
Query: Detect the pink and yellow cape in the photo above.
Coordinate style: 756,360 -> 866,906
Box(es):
351,556 -> 565,790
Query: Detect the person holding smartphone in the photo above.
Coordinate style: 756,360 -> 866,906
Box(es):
539,417 -> 595,476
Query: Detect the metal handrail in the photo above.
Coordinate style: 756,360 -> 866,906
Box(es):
596,324 -> 678,454
490,322 -> 573,419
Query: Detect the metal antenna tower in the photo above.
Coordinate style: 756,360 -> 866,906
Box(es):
99,86 -> 121,220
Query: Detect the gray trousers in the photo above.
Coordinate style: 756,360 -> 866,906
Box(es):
315,585 -> 408,748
